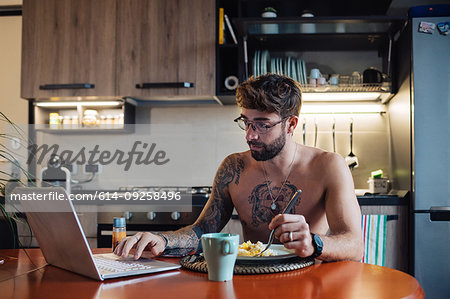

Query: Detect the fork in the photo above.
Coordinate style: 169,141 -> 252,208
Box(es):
257,189 -> 302,256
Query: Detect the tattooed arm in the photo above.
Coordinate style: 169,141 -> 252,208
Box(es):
114,154 -> 244,259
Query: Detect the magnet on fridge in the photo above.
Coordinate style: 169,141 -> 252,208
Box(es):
437,22 -> 449,35
418,21 -> 436,34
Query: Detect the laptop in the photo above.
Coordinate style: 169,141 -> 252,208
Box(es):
15,187 -> 181,280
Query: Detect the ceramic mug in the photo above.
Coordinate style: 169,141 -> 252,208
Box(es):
329,74 -> 339,85
310,68 -> 321,79
317,77 -> 327,85
201,233 -> 239,281
363,68 -> 383,83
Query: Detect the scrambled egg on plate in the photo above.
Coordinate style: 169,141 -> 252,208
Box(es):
237,241 -> 275,257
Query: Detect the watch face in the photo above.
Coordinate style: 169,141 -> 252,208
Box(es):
312,233 -> 323,257
314,234 -> 323,249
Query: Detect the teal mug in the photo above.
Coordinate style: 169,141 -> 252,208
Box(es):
201,233 -> 239,281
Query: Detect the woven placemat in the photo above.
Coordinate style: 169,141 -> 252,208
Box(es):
180,255 -> 315,275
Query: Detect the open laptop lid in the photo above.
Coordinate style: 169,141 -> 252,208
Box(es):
16,187 -> 103,280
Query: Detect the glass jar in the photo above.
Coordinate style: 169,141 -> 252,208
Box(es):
49,113 -> 60,129
112,217 -> 126,250
82,110 -> 99,127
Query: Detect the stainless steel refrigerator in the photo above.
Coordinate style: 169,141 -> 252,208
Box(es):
411,16 -> 450,298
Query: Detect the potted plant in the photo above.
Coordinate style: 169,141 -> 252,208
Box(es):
0,111 -> 35,249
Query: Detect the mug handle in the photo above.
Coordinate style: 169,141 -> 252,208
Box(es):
222,240 -> 235,255
376,70 -> 383,83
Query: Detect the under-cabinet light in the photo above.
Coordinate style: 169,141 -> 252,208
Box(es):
35,101 -> 122,107
301,103 -> 386,114
302,92 -> 382,101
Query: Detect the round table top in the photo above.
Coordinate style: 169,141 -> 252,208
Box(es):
0,248 -> 424,299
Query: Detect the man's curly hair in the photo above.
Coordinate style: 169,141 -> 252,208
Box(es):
236,74 -> 302,118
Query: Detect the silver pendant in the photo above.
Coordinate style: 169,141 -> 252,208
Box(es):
271,202 -> 277,210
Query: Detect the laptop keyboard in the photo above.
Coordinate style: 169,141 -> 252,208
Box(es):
94,257 -> 153,273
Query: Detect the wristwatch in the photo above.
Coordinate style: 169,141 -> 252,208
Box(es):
310,233 -> 323,258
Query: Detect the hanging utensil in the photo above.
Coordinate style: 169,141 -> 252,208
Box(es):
332,118 -> 336,153
314,118 -> 318,148
345,118 -> 359,170
243,36 -> 249,79
302,118 -> 306,145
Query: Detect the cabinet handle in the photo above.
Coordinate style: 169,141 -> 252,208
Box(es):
39,84 -> 95,90
135,82 -> 194,89
430,207 -> 450,221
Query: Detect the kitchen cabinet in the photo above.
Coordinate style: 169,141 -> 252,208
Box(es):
216,0 -> 406,104
21,0 -> 216,101
21,0 -> 117,99
116,0 -> 215,100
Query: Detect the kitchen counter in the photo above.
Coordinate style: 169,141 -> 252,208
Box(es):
357,189 -> 409,206
0,248 -> 424,299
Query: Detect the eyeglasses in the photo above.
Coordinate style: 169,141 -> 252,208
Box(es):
234,116 -> 289,134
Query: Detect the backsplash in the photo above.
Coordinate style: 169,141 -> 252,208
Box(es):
32,105 -> 390,190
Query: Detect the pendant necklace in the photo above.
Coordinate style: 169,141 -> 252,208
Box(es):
262,143 -> 298,211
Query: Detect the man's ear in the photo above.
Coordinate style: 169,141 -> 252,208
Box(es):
287,116 -> 299,134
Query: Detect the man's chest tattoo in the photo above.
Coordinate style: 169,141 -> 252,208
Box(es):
248,182 -> 300,226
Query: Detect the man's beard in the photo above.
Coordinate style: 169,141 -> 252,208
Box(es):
248,131 -> 286,161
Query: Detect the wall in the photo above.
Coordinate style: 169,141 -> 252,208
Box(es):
0,15 -> 26,124
31,104 -> 390,190
0,15 -> 27,187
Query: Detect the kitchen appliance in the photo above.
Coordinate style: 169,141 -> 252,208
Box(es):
409,13 -> 450,298
96,186 -> 211,248
40,154 -> 71,194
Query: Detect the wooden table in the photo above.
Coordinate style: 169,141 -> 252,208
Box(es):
0,249 -> 424,299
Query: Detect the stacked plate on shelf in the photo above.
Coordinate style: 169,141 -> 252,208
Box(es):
252,50 -> 308,85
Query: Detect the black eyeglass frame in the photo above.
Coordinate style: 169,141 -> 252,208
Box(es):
233,116 -> 291,134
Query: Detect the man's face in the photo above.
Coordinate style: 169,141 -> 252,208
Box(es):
240,108 -> 288,161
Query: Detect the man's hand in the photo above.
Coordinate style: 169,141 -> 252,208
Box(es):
113,232 -> 166,260
268,214 -> 315,258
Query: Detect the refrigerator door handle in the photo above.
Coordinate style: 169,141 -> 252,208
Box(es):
430,207 -> 450,221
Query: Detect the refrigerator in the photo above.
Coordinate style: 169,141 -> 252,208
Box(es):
411,16 -> 450,298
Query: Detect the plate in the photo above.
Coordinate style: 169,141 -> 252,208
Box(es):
287,56 -> 291,78
261,50 -> 269,75
297,58 -> 303,84
236,244 -> 297,264
291,59 -> 297,81
302,60 -> 307,84
253,51 -> 258,76
255,50 -> 260,76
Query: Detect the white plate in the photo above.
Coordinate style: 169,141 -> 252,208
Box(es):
253,51 -> 258,76
236,244 -> 297,263
297,59 -> 303,84
302,60 -> 307,84
287,56 -> 291,78
278,58 -> 283,75
291,59 -> 297,82
255,50 -> 260,76
261,50 -> 269,75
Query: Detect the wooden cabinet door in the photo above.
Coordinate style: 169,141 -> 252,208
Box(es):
21,0 -> 116,99
117,0 -> 215,99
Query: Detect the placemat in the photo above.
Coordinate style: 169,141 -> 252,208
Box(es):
180,255 -> 315,275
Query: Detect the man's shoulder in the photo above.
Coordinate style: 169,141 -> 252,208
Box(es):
221,151 -> 252,167
300,146 -> 347,174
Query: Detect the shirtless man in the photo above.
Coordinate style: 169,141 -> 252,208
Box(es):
115,74 -> 363,262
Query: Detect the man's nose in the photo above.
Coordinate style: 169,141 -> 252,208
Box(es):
246,125 -> 259,141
